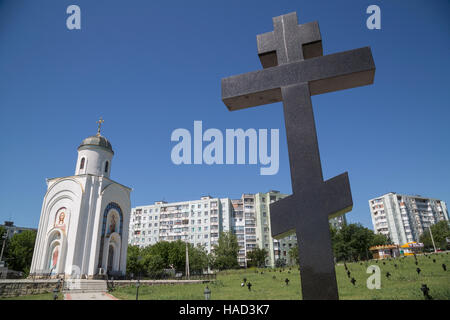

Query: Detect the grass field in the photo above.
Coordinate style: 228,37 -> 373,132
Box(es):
111,252 -> 450,300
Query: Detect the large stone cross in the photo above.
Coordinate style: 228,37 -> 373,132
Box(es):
221,12 -> 375,300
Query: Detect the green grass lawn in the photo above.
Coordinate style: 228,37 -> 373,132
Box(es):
111,252 -> 450,300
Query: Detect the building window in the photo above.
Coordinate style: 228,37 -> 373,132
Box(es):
105,161 -> 109,173
80,157 -> 85,170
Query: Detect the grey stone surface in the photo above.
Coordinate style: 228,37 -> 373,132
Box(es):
222,47 -> 374,111
221,12 -> 375,300
64,291 -> 117,300
0,279 -> 60,297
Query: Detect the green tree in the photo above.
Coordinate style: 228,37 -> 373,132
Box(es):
147,241 -> 172,266
288,245 -> 299,266
371,232 -> 392,247
420,220 -> 450,250
167,240 -> 187,271
7,230 -> 36,275
210,231 -> 240,270
275,258 -> 286,268
146,254 -> 165,278
188,244 -> 209,273
246,247 -> 268,268
126,245 -> 145,277
330,223 -> 381,262
0,226 -> 6,240
129,241 -> 210,278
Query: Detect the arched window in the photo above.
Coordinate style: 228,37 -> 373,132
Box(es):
105,161 -> 109,173
80,157 -> 85,170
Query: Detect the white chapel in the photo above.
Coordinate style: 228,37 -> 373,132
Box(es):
30,119 -> 131,279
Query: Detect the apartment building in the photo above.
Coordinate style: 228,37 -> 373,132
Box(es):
0,221 -> 37,240
129,191 -> 347,267
369,192 -> 449,245
253,191 -> 296,267
128,196 -> 230,253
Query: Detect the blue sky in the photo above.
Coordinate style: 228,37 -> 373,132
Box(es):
0,0 -> 449,229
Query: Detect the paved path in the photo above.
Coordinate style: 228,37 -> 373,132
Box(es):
64,292 -> 119,300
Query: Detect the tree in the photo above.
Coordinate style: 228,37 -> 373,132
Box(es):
420,221 -> 450,250
7,230 -> 36,275
288,245 -> 299,266
0,226 -> 6,240
126,245 -> 144,277
167,240 -> 186,271
275,258 -> 286,268
371,233 -> 392,247
246,247 -> 268,268
146,254 -> 165,278
210,231 -> 240,270
330,223 -> 387,262
127,241 -> 210,278
188,244 -> 209,274
146,241 -> 172,266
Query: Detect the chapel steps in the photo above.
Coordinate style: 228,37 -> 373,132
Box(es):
62,279 -> 107,293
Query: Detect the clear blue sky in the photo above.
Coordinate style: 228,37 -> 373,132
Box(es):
0,0 -> 449,229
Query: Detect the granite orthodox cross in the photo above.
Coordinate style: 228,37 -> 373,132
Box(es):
221,12 -> 375,300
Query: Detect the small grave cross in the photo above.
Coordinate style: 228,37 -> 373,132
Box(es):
420,284 -> 432,300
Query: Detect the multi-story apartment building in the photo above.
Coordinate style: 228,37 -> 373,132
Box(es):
329,215 -> 347,230
230,198 -> 246,266
129,196 -> 230,253
0,221 -> 37,240
129,191 -> 347,268
254,191 -> 296,267
369,192 -> 449,245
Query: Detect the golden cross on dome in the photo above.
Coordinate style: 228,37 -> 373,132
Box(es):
96,117 -> 104,135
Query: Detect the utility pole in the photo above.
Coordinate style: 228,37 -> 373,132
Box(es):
185,241 -> 190,279
429,226 -> 437,253
0,228 -> 9,263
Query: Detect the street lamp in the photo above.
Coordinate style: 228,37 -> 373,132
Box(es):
136,279 -> 140,300
204,286 -> 211,300
53,287 -> 59,300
